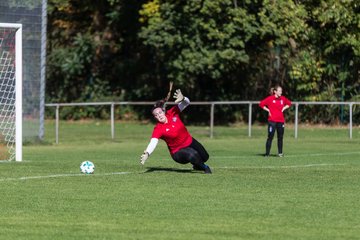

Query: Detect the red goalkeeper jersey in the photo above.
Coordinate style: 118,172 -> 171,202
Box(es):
151,106 -> 192,154
259,95 -> 291,123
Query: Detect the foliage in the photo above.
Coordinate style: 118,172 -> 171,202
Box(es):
139,0 -> 254,101
46,0 -> 360,123
289,0 -> 360,103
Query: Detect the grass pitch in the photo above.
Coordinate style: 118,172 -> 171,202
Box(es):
1,121 -> 360,239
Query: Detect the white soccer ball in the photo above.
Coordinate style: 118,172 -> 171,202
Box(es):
80,161 -> 95,174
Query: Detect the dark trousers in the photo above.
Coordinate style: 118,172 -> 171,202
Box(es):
266,121 -> 285,155
172,138 -> 209,168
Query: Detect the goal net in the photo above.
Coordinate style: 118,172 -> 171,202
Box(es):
0,23 -> 22,161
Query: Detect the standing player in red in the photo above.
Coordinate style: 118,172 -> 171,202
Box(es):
140,89 -> 212,174
259,85 -> 291,157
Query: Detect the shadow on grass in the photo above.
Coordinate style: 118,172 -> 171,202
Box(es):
144,167 -> 197,174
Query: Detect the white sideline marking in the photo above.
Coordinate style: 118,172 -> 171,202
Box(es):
173,163 -> 346,171
0,164 -> 348,182
1,151 -> 356,181
152,151 -> 360,162
211,151 -> 360,159
0,172 -> 132,182
218,163 -> 347,170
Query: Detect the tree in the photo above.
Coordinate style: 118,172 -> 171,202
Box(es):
47,0 -> 139,103
46,0 -> 360,123
139,0 -> 257,101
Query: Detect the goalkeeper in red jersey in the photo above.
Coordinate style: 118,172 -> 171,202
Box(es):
140,89 -> 212,174
259,85 -> 291,157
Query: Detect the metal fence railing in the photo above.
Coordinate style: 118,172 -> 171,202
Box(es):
46,101 -> 360,144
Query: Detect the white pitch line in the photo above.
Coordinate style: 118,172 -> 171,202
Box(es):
0,171 -> 132,182
151,151 -> 360,161
218,163 -> 347,169
2,151 -> 358,164
0,163 -> 349,182
210,151 -> 360,159
156,163 -> 347,171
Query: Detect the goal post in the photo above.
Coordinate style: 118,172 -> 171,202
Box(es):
0,23 -> 22,161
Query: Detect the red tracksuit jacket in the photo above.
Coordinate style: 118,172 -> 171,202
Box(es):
259,95 -> 291,123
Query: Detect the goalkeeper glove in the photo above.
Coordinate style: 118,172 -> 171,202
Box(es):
173,89 -> 184,103
140,151 -> 149,165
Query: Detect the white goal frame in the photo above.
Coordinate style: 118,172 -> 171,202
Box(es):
0,23 -> 22,162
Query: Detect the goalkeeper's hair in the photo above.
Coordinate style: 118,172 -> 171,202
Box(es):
151,99 -> 166,113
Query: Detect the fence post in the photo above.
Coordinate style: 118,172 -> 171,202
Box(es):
210,103 -> 214,138
248,102 -> 252,137
349,103 -> 353,139
111,103 -> 115,139
55,104 -> 59,144
295,102 -> 299,139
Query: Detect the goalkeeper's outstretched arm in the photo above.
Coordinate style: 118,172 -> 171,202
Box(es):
140,138 -> 159,165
